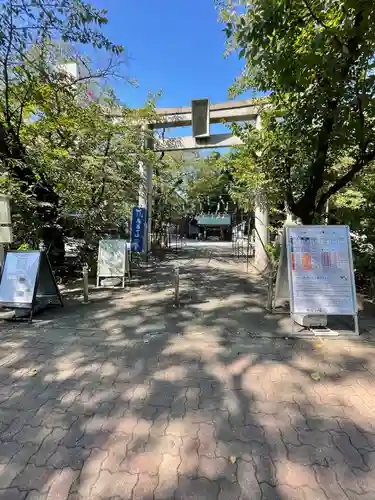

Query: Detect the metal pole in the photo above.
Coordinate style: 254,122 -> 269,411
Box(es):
0,244 -> 4,273
83,264 -> 89,304
174,265 -> 180,307
246,225 -> 251,273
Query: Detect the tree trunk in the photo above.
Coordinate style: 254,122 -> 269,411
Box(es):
299,212 -> 314,224
37,218 -> 65,271
290,197 -> 326,225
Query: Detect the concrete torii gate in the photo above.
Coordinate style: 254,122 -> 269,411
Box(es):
139,99 -> 269,270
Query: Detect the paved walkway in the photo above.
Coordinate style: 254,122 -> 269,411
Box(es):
1,245 -> 375,498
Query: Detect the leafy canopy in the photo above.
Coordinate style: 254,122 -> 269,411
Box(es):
0,0 -> 158,266
219,0 -> 375,223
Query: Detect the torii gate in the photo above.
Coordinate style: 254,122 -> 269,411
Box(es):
139,99 -> 269,269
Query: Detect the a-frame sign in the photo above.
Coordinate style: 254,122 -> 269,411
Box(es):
0,251 -> 63,321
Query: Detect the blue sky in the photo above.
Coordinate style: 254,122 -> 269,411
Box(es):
90,0 -> 253,110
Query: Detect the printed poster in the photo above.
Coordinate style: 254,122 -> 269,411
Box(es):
286,225 -> 357,315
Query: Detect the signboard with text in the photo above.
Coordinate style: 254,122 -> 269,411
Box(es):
0,251 -> 63,319
197,214 -> 231,226
131,207 -> 146,253
97,240 -> 129,277
286,225 -> 357,315
97,239 -> 130,288
0,251 -> 40,306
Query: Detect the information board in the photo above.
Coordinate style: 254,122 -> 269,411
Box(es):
131,207 -> 146,252
286,225 -> 357,315
0,251 -> 63,319
97,239 -> 129,287
0,251 -> 40,305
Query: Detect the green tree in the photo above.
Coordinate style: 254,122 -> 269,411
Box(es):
18,78 -> 156,264
329,164 -> 375,291
0,0 -> 125,265
219,0 -> 375,223
152,151 -> 186,246
184,152 -> 236,214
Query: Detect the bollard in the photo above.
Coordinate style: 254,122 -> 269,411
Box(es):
266,265 -> 274,311
83,264 -> 89,304
174,265 -> 180,307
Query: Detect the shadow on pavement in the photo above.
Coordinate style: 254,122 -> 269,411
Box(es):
0,245 -> 375,498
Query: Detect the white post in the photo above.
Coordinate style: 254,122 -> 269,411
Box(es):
254,198 -> 269,270
138,161 -> 148,255
138,161 -> 146,208
325,200 -> 329,225
146,162 -> 153,253
139,124 -> 153,255
254,114 -> 269,270
0,194 -> 12,272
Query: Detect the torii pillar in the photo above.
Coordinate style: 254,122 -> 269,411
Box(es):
138,124 -> 153,254
253,114 -> 269,270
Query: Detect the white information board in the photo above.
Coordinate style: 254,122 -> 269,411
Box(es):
97,239 -> 130,287
0,251 -> 63,321
286,225 -> 357,315
0,251 -> 40,305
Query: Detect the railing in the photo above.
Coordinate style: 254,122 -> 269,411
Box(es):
232,238 -> 255,258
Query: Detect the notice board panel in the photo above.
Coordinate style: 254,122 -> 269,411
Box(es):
286,225 -> 357,315
0,251 -> 40,306
97,240 -> 127,278
0,251 -> 62,317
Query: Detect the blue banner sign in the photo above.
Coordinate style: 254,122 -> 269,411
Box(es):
131,207 -> 146,252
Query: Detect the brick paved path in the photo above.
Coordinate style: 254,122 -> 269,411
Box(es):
1,246 -> 375,499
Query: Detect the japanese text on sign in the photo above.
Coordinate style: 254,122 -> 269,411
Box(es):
286,225 -> 357,315
131,207 -> 146,252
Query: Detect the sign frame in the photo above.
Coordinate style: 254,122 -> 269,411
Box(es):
284,225 -> 359,335
273,225 -> 291,309
96,239 -> 130,288
0,250 -> 63,321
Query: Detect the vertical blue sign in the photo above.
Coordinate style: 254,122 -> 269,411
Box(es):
131,207 -> 146,252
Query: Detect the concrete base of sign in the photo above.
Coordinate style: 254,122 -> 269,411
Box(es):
7,302 -> 50,320
102,278 -> 122,287
294,314 -> 328,328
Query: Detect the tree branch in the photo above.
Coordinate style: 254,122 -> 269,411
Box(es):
92,134 -> 112,207
284,160 -> 295,212
293,7 -> 365,220
316,149 -> 375,212
295,102 -> 337,215
302,0 -> 345,52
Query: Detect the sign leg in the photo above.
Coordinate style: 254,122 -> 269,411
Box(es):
354,314 -> 360,336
